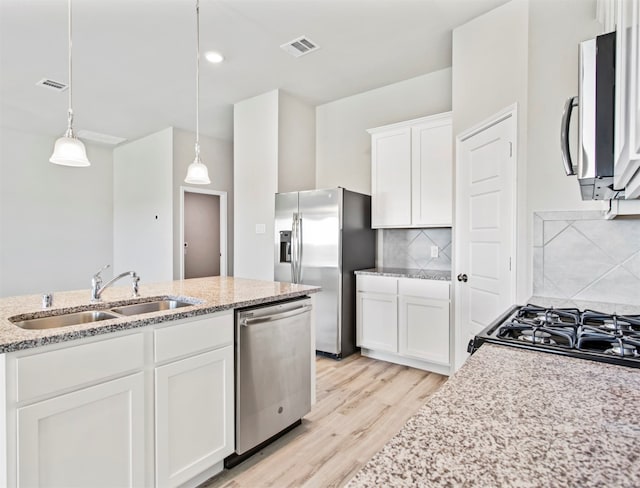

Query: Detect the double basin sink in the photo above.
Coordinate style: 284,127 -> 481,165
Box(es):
10,298 -> 195,330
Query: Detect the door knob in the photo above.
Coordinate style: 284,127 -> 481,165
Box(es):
457,273 -> 468,282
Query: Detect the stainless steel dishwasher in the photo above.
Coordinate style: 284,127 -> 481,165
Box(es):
226,296 -> 312,467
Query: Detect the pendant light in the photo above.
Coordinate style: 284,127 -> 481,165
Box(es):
49,0 -> 90,167
184,0 -> 211,185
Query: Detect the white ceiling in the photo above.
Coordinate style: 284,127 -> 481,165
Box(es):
0,0 -> 508,143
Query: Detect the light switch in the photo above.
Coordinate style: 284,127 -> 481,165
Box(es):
430,246 -> 439,258
255,224 -> 266,234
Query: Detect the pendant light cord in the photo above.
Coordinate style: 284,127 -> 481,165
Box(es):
66,0 -> 74,137
195,0 -> 200,159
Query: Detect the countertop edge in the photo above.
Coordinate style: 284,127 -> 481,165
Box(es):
0,280 -> 320,354
354,268 -> 451,281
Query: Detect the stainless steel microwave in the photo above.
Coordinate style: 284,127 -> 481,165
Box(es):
561,31 -> 622,200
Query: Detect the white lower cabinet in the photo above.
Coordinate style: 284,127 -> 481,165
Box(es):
155,346 -> 234,488
356,292 -> 398,353
17,372 -> 145,488
357,274 -> 451,375
4,310 -> 235,488
399,296 -> 450,365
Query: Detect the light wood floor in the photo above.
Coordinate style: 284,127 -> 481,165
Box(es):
202,353 -> 447,488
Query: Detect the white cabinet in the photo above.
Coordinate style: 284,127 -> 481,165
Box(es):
4,310 -> 235,488
370,126 -> 412,227
155,348 -> 233,488
356,274 -> 451,375
17,373 -> 145,488
154,312 -> 234,488
368,112 -> 452,228
614,0 -> 640,197
8,333 -> 146,488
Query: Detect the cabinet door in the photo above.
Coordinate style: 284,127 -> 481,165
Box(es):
399,296 -> 450,365
411,118 -> 453,226
356,291 -> 398,352
155,346 -> 234,488
371,127 -> 412,228
17,373 -> 145,488
614,0 -> 640,190
630,0 -> 640,158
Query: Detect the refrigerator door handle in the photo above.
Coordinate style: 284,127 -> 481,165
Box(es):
291,214 -> 298,283
296,215 -> 303,283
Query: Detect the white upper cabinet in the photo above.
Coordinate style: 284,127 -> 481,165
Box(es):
614,0 -> 640,197
368,112 -> 452,228
369,126 -> 412,227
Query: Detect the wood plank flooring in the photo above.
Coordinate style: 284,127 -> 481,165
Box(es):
202,353 -> 447,488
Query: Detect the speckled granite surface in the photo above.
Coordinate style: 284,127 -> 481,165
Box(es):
347,343 -> 640,488
355,267 -> 451,281
0,277 -> 319,353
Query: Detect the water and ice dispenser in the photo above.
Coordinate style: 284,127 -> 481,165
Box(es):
279,231 -> 292,263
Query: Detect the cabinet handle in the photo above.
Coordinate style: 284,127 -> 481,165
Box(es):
457,273 -> 468,283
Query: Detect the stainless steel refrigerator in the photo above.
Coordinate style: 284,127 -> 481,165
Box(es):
274,188 -> 375,358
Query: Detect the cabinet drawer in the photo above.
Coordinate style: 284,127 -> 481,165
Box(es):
16,333 -> 144,403
398,278 -> 450,300
154,311 -> 233,363
356,275 -> 397,294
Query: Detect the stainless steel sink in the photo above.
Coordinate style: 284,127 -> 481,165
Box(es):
110,299 -> 192,316
12,310 -> 121,330
9,298 -> 196,330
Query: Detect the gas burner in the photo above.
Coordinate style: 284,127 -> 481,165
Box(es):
582,311 -> 640,333
605,343 -> 638,357
517,305 -> 580,327
532,312 -> 561,326
600,319 -> 627,331
518,330 -> 556,345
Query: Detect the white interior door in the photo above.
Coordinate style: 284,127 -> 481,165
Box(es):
455,108 -> 517,370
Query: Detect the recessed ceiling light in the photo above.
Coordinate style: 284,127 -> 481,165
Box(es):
205,51 -> 224,63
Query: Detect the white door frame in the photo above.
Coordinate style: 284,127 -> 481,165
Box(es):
453,104 -> 518,371
180,187 -> 228,279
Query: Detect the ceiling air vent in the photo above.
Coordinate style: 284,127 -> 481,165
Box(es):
36,78 -> 68,92
280,36 -> 320,58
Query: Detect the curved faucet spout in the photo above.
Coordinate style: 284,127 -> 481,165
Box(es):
91,266 -> 140,302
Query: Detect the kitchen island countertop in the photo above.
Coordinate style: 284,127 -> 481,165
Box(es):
347,343 -> 640,488
354,267 -> 451,281
0,276 -> 320,353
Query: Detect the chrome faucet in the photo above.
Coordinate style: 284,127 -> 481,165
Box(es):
91,264 -> 140,302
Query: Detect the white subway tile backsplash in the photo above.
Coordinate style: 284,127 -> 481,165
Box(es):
533,212 -> 640,306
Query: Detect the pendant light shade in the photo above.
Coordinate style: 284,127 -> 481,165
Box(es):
185,147 -> 211,184
50,130 -> 90,167
50,0 -> 90,167
184,0 -> 211,185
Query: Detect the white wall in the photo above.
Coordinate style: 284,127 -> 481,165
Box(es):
278,91 -> 316,193
173,128 -> 234,278
452,0 -> 606,302
0,127 -> 113,297
233,90 -> 279,280
316,69 -> 452,195
113,128 -> 173,284
452,0 -> 530,301
526,0 -> 601,213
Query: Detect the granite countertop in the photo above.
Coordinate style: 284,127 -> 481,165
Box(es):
355,267 -> 451,281
347,343 -> 640,488
0,276 -> 320,353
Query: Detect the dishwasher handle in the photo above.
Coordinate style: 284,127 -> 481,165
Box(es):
240,304 -> 312,327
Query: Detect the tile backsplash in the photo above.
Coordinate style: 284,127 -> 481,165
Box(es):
381,228 -> 452,270
533,212 -> 640,306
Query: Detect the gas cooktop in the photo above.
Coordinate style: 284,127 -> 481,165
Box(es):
468,304 -> 640,368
